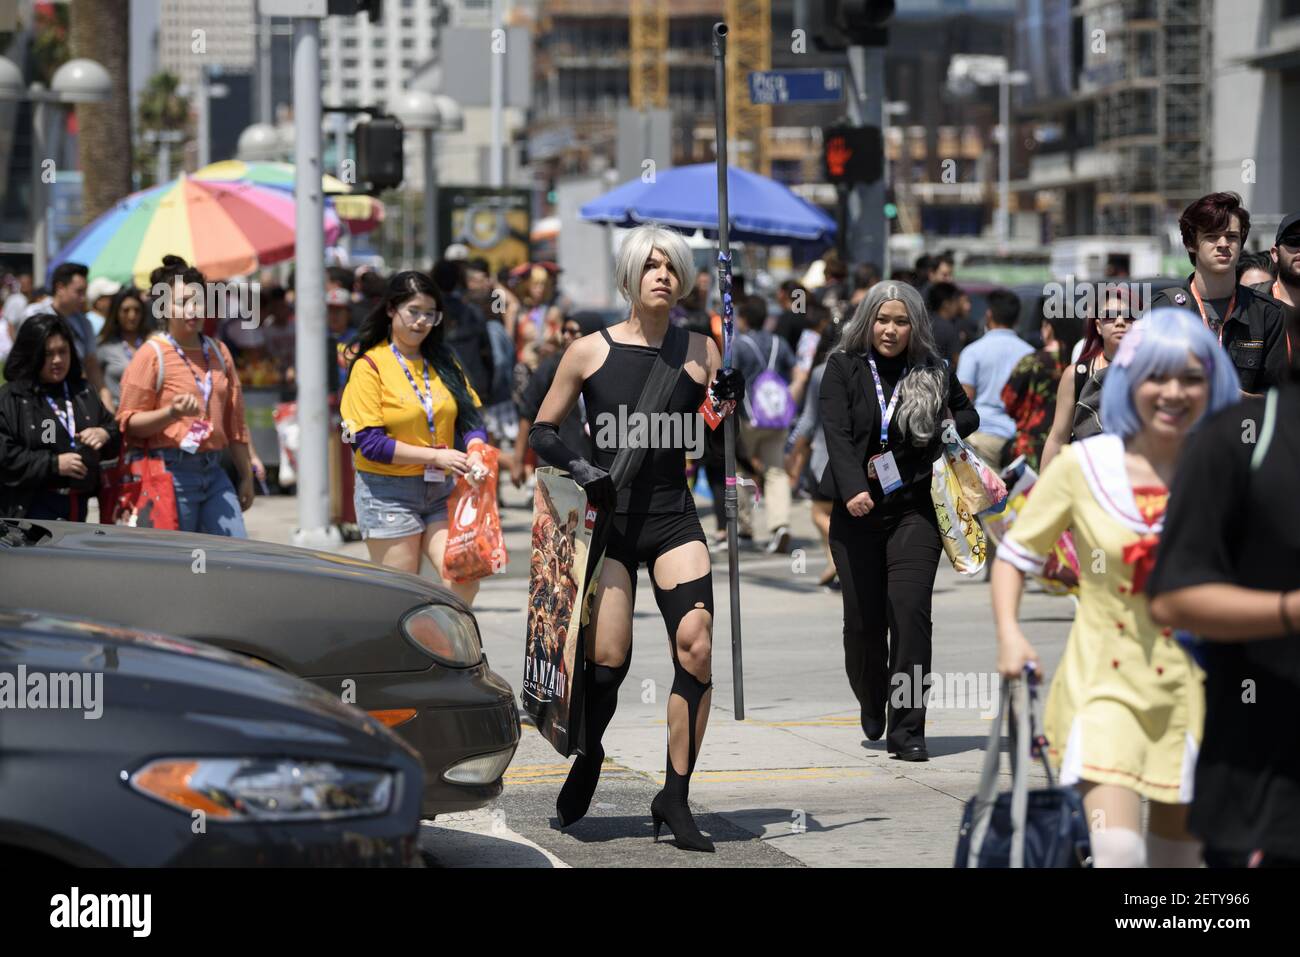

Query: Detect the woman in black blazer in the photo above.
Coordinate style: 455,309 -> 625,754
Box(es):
818,281 -> 978,761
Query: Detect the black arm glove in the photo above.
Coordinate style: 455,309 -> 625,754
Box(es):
710,367 -> 745,404
529,420 -> 616,510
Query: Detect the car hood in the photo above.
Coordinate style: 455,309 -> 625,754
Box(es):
0,520 -> 474,676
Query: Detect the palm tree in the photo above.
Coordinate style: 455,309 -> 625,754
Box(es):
70,0 -> 132,224
136,72 -> 192,188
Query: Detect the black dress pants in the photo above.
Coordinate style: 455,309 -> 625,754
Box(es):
829,500 -> 942,752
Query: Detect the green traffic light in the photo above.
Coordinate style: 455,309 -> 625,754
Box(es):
884,202 -> 898,218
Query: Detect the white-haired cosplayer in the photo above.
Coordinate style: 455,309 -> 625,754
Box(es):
527,223 -> 742,851
993,308 -> 1240,869
817,279 -> 980,762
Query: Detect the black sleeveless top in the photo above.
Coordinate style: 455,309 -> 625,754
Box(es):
582,323 -> 707,513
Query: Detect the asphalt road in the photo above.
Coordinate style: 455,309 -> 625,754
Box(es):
249,477 -> 1073,868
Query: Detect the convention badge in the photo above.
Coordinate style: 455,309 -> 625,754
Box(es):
698,394 -> 724,430
179,418 -> 213,454
870,451 -> 904,494
424,465 -> 446,483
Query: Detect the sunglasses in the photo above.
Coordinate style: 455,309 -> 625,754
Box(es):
1097,312 -> 1139,326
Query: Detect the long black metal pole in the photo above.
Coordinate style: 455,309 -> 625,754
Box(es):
712,22 -> 744,720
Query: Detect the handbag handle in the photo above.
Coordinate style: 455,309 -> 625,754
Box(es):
967,669 -> 1041,867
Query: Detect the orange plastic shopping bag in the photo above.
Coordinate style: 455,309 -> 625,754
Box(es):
441,445 -> 508,584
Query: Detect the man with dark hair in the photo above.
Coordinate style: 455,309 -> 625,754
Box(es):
849,262 -> 881,308
1148,191 -> 1288,395
770,279 -> 810,348
956,288 -> 1031,468
1237,250 -> 1274,287
430,258 -> 495,401
41,262 -> 106,403
925,280 -> 963,364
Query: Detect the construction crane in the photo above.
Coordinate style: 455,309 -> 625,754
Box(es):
725,0 -> 771,176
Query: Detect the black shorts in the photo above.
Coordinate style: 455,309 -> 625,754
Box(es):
604,499 -> 708,582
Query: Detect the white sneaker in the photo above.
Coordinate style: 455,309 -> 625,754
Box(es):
765,526 -> 791,554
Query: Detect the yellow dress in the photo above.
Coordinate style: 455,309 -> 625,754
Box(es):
997,434 -> 1204,803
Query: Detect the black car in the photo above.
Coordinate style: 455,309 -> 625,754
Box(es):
0,607 -> 423,866
0,518 -> 521,817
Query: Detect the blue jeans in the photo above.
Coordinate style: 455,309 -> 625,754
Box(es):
156,448 -> 247,538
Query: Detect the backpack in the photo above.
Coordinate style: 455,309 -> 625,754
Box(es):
742,335 -> 796,430
147,335 -> 227,393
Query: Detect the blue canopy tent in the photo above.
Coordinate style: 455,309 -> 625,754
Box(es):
579,163 -> 836,248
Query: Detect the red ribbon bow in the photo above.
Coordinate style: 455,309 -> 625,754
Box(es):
1121,534 -> 1161,594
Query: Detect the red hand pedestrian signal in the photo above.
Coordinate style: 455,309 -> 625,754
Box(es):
826,136 -> 852,179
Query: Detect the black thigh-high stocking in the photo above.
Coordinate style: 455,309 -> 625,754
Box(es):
556,649 -> 631,827
649,570 -> 715,852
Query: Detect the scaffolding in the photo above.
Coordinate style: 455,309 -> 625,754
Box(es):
629,1 -> 669,110
1088,0 -> 1209,236
724,0 -> 771,175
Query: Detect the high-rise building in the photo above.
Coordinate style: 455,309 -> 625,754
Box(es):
158,0 -> 256,92
1210,0 -> 1300,240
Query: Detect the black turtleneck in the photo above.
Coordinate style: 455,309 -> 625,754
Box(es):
867,348 -> 908,403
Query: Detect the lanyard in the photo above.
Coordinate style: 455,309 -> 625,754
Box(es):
43,382 -> 76,446
123,336 -> 143,361
866,355 -> 907,447
164,334 -> 213,414
390,343 -> 437,440
1188,284 -> 1235,346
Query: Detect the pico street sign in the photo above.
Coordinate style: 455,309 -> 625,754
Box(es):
748,69 -> 844,106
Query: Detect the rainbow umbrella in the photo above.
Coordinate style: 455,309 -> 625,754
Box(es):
50,175 -> 343,287
194,160 -> 385,234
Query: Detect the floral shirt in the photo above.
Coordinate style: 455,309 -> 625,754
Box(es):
1001,348 -> 1066,471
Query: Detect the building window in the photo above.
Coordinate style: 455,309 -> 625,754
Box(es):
342,37 -> 358,48
402,58 -> 416,70
343,79 -> 359,90
374,78 -> 387,89
343,57 -> 359,69
401,38 -> 415,49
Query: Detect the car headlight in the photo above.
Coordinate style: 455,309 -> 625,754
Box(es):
401,604 -> 482,667
129,759 -> 394,822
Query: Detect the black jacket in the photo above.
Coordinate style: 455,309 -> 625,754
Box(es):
442,293 -> 495,401
0,377 -> 121,518
1148,277 -> 1289,394
817,350 -> 979,509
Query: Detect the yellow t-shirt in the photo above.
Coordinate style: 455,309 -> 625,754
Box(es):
340,340 -> 482,476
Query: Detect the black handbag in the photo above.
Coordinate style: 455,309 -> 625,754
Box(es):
955,671 -> 1093,868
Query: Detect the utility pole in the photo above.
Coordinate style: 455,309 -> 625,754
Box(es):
844,45 -> 886,270
291,14 -> 334,547
489,0 -> 506,186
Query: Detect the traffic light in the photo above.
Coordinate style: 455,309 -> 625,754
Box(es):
356,116 -> 404,190
823,126 -> 884,185
807,0 -> 894,51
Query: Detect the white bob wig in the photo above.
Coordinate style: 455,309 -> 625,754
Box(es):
613,224 -> 695,312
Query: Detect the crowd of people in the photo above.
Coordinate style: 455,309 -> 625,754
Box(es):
2,187 -> 1297,866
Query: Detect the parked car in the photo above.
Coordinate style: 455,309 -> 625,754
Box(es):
0,607 -> 423,866
0,519 -> 521,817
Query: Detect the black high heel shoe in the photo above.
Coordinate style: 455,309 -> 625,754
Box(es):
651,791 -> 715,852
554,658 -> 629,829
556,746 -> 603,828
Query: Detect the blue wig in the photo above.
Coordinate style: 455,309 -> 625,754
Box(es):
1099,307 -> 1240,439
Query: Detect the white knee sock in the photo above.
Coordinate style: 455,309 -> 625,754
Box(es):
1146,833 -> 1203,868
1091,828 -> 1147,868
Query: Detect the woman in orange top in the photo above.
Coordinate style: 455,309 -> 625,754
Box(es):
116,256 -> 255,536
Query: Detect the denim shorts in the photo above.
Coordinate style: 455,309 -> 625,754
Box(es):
354,469 -> 452,540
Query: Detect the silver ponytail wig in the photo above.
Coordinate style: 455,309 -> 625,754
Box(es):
836,281 -> 948,446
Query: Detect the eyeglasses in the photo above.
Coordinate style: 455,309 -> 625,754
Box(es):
399,305 -> 442,326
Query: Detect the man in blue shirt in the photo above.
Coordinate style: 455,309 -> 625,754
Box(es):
956,288 -> 1032,468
